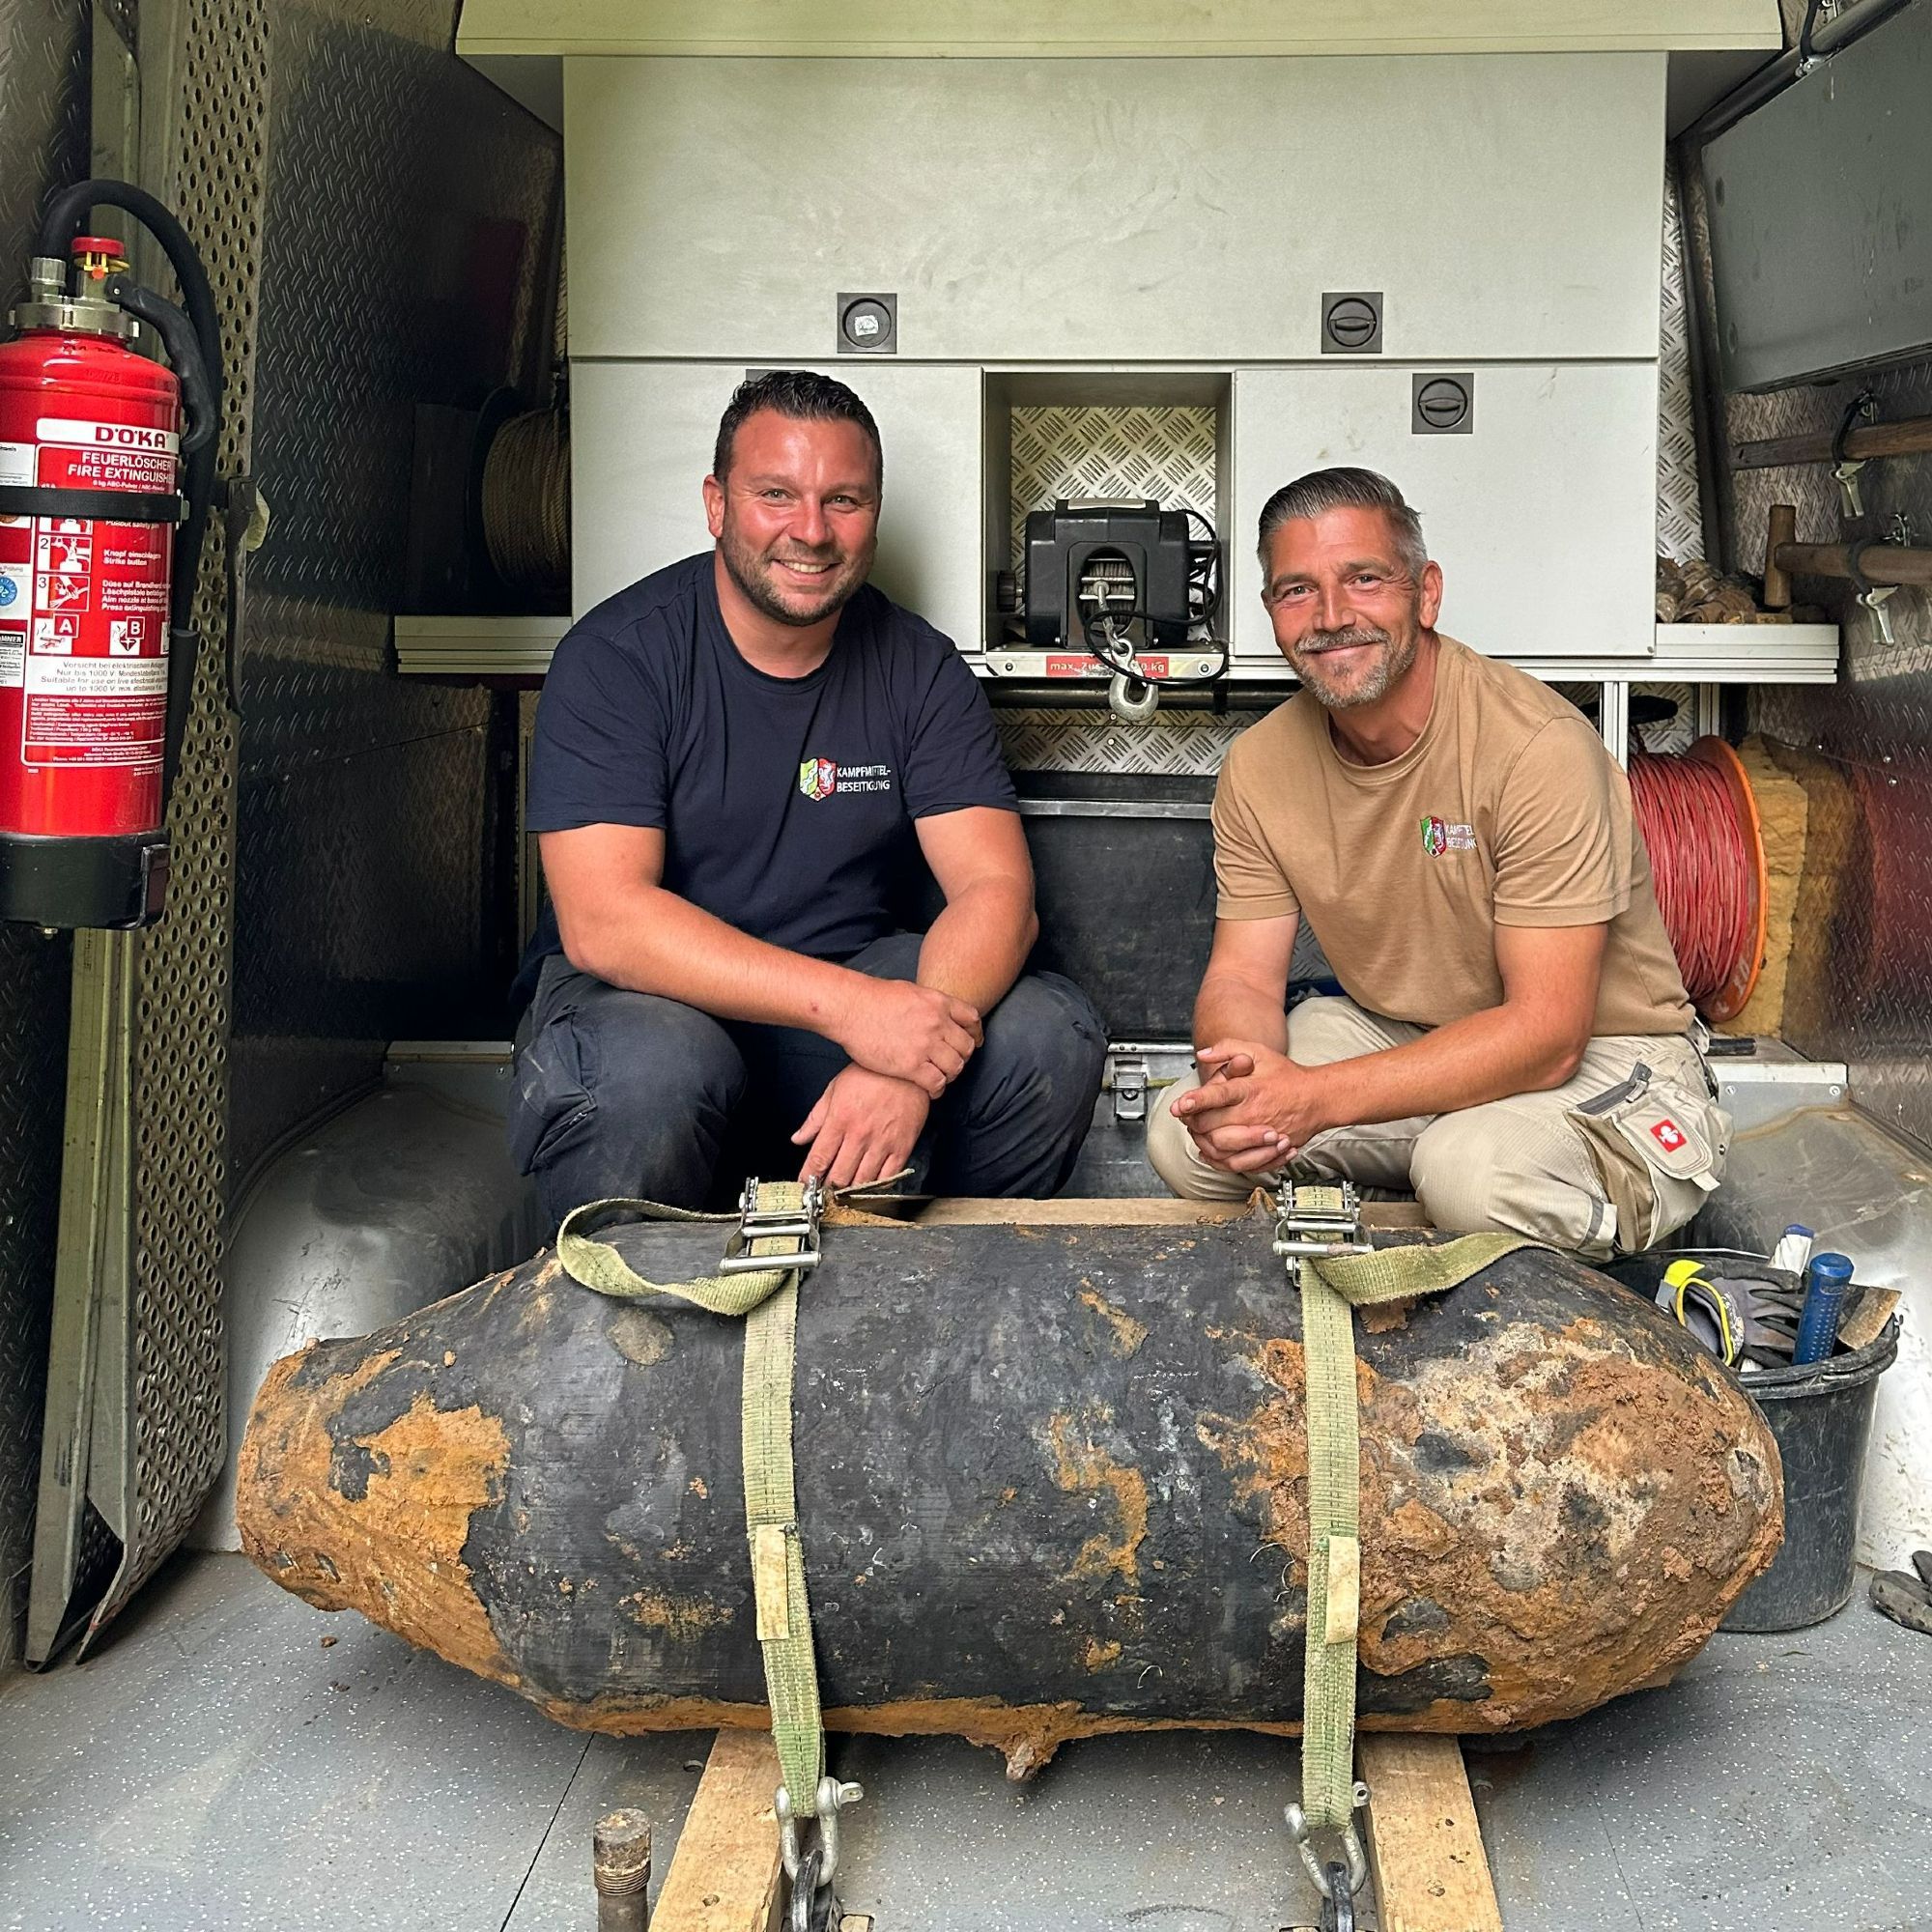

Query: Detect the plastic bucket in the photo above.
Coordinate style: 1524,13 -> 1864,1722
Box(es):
1721,1313 -> 1901,1632
1603,1251 -> 1900,1634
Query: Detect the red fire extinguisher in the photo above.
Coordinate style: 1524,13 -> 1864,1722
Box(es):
0,181 -> 218,929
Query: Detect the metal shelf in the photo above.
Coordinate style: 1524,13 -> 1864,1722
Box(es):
1573,622 -> 1841,683
395,615 -> 1841,688
395,615 -> 568,678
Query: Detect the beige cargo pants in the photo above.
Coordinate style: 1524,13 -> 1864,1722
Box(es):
1146,996 -> 1729,1259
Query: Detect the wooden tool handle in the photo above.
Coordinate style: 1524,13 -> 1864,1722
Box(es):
1764,504 -> 1797,609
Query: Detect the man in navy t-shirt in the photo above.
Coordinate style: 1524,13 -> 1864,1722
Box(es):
509,369 -> 1105,1220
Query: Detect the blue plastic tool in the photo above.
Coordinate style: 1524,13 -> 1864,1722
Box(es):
1793,1252 -> 1855,1366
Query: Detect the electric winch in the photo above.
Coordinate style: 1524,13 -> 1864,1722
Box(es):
1019,497 -> 1228,721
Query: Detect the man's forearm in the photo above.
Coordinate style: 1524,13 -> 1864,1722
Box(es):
916,877 -> 1036,1013
1194,970 -> 1291,1057
1304,1004 -> 1584,1135
561,887 -> 869,1037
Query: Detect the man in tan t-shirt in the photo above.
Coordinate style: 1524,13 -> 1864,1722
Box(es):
1147,467 -> 1728,1256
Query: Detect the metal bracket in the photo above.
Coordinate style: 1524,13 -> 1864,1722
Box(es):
1833,390 -> 1877,518
1833,458 -> 1866,520
1860,582 -> 1899,645
1285,1783 -> 1372,1918
1796,0 -> 1843,77
779,1775 -> 865,1932
1846,537 -> 1902,647
1271,1183 -> 1373,1286
722,1175 -> 826,1276
1110,1053 -> 1150,1125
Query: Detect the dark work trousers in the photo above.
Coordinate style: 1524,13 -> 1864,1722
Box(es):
508,932 -> 1107,1227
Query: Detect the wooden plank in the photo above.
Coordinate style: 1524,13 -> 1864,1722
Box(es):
1361,1201 -> 1433,1230
905,1197 -> 1432,1229
653,1731 -> 784,1932
1357,1735 -> 1504,1932
909,1196 -> 1257,1226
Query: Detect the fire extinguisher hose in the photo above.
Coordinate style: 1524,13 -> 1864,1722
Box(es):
103,279 -> 214,459
38,180 -> 224,806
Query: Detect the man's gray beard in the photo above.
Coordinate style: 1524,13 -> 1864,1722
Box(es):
719,521 -> 867,630
1294,622 -> 1418,710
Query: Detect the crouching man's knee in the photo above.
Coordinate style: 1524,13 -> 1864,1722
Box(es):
935,972 -> 1106,1197
1408,1114 -> 1615,1257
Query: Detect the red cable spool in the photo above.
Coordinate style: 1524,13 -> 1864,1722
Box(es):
1627,737 -> 1767,1024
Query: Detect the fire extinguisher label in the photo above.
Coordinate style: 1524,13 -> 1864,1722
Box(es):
26,655 -> 167,695
0,555 -> 23,691
0,441 -> 33,489
0,418 -> 178,769
35,416 -> 179,493
23,652 -> 168,765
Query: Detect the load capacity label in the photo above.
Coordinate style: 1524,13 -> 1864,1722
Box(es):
0,419 -> 175,766
1045,653 -> 1170,678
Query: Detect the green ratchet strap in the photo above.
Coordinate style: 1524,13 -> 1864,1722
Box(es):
1283,1184 -> 1534,1840
556,1185 -> 829,1815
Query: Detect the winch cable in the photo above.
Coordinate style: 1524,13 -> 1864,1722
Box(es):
1077,505 -> 1231,691
1626,740 -> 1766,1021
1084,610 -> 1231,688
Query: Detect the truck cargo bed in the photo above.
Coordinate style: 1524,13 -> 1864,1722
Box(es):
0,1549 -> 1923,1931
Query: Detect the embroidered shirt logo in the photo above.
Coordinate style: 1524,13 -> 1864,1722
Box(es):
1650,1118 -> 1687,1153
798,757 -> 895,802
1420,814 -> 1476,856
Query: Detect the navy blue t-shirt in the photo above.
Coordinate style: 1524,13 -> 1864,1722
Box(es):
515,553 -> 1017,1001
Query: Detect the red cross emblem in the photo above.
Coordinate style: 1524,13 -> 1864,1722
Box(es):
1650,1118 -> 1686,1151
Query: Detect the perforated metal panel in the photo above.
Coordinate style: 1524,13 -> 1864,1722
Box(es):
1009,405 -> 1219,577
0,924 -> 71,1669
73,0 -> 267,1644
0,0 -> 93,1672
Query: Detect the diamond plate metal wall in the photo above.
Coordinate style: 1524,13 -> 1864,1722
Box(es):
997,706 -> 1249,779
229,0 -> 559,1181
1009,405 -> 1218,577
998,405 -> 1228,777
0,0 -> 89,1673
1684,30 -> 1932,1155
1658,152 -> 1707,564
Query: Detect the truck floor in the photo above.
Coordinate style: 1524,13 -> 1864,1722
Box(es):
0,1551 -> 1926,1931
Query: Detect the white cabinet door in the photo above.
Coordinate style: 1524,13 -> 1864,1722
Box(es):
567,53 -> 1665,365
572,361 -> 983,646
1230,364 -> 1660,665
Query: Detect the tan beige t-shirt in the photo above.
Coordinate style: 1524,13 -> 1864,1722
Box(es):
1212,636 -> 1692,1037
